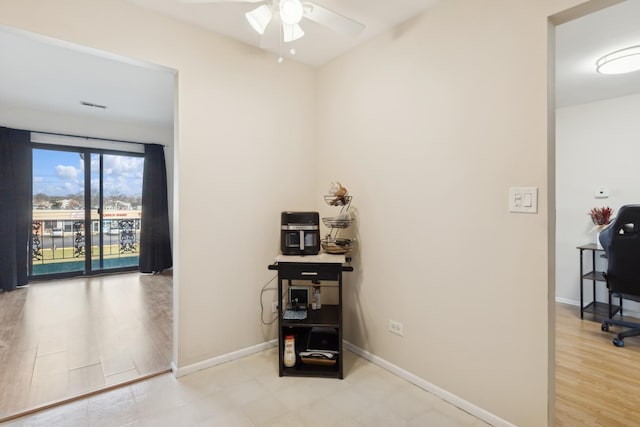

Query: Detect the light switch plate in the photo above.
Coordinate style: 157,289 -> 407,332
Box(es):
509,187 -> 538,213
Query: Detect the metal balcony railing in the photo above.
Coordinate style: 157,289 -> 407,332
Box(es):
31,218 -> 140,275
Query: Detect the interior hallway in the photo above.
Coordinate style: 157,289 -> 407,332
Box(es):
0,272 -> 172,420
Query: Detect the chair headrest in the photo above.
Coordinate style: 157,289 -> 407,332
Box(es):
610,205 -> 640,234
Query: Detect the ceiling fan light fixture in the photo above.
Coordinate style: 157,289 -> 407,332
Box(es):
596,45 -> 640,75
282,23 -> 304,42
246,4 -> 273,35
280,0 -> 304,25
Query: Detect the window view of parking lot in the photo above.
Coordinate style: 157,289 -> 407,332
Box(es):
32,148 -> 143,276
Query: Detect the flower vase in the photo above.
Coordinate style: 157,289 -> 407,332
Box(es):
595,224 -> 608,249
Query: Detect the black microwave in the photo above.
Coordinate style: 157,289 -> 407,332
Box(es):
281,211 -> 320,255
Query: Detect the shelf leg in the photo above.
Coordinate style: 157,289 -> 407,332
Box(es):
579,249 -> 584,319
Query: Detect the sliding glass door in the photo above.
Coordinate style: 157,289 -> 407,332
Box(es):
31,148 -> 86,276
31,146 -> 143,278
91,153 -> 144,271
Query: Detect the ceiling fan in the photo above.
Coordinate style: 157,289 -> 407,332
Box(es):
181,0 -> 366,48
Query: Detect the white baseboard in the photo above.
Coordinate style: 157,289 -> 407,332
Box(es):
555,296 -> 640,319
343,341 -> 516,427
171,339 -> 277,378
555,297 -> 579,306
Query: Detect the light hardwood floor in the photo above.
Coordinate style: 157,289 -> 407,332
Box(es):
0,272 -> 172,421
556,302 -> 640,426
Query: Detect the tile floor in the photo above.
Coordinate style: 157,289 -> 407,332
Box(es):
1,348 -> 489,427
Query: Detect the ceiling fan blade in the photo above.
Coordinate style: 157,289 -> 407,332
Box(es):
260,16 -> 280,48
302,2 -> 365,36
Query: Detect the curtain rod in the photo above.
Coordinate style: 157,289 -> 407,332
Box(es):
25,128 -> 167,147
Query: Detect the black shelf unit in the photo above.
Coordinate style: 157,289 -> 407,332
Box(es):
578,243 -> 621,320
281,304 -> 340,328
269,259 -> 352,379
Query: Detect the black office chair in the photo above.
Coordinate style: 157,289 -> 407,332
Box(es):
600,205 -> 640,347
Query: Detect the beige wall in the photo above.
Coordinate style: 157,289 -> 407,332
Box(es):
315,1 -> 588,425
0,0 -> 317,365
0,0 -> 608,425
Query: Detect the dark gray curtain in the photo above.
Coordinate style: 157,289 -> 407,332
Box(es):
139,144 -> 172,273
0,128 -> 31,291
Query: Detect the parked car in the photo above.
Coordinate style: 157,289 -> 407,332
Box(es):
50,228 -> 63,237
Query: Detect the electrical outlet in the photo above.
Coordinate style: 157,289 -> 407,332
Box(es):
272,301 -> 278,313
389,319 -> 404,337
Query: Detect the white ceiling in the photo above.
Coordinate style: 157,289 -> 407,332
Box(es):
555,0 -> 640,108
128,0 -> 441,67
0,1 -> 639,128
0,26 -> 175,127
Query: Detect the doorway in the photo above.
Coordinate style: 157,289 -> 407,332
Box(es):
0,25 -> 176,421
31,146 -> 144,278
552,0 -> 640,424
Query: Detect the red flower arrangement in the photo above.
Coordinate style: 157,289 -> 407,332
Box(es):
589,206 -> 613,226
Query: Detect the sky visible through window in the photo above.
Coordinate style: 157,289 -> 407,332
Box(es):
33,149 -> 143,199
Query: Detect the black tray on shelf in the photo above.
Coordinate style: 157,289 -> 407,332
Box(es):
281,305 -> 340,327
